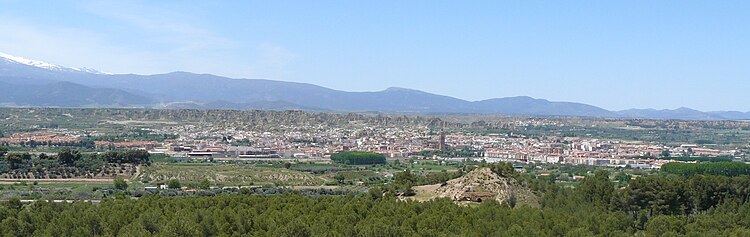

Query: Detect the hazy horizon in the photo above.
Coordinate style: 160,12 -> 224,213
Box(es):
1,1 -> 749,111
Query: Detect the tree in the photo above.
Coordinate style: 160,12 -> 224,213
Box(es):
284,162 -> 292,169
4,153 -> 31,170
100,150 -> 151,165
114,178 -> 128,190
168,179 -> 181,189
1,187 -> 750,236
3,197 -> 22,211
394,169 -> 417,190
661,162 -> 750,177
615,173 -> 632,185
488,162 -> 517,178
0,146 -> 8,157
577,170 -> 614,207
334,174 -> 345,184
58,148 -> 81,165
198,179 -> 211,190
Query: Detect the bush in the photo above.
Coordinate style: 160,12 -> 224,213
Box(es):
198,179 -> 211,190
114,178 -> 128,190
167,179 -> 181,189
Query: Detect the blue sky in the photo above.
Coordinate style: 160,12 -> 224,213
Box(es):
1,1 -> 749,111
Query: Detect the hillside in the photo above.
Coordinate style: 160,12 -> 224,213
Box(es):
0,80 -> 154,107
2,52 -> 750,119
413,167 -> 539,207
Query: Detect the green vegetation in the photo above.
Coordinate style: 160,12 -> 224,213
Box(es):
416,170 -> 463,186
167,179 -> 181,189
139,162 -> 326,186
113,178 -> 128,190
85,128 -> 178,143
290,163 -> 352,173
330,152 -> 386,165
0,149 -> 147,179
4,171 -> 750,236
0,149 -> 144,179
670,155 -> 734,162
628,155 -> 734,162
391,168 -> 466,193
661,162 -> 750,177
100,150 -> 151,165
198,179 -> 211,189
331,170 -> 382,185
148,153 -> 175,163
487,162 -> 518,178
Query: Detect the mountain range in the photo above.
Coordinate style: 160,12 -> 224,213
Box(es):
1,52 -> 749,120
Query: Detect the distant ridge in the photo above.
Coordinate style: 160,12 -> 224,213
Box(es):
615,108 -> 750,120
1,52 -> 748,120
0,80 -> 153,107
161,100 -> 323,111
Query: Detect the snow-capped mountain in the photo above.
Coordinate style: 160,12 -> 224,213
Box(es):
0,52 -> 108,74
0,52 -> 748,120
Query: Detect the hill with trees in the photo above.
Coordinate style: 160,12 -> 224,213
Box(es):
4,170 -> 750,236
661,162 -> 750,177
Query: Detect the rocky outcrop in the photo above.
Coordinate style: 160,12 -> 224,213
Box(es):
433,167 -> 539,207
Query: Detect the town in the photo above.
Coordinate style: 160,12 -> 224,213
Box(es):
1,108 -> 745,169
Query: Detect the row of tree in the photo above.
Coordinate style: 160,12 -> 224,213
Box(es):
330,152 -> 386,165
0,140 -> 95,149
99,150 -> 151,165
661,161 -> 750,177
0,148 -> 149,177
